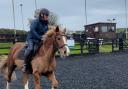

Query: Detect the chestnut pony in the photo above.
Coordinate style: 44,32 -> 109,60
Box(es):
5,26 -> 70,89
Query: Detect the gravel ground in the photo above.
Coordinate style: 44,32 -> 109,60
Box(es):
1,51 -> 128,89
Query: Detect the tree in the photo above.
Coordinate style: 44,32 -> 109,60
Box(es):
116,28 -> 125,33
0,28 -> 27,35
48,12 -> 58,26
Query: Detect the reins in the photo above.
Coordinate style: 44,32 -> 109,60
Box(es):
40,33 -> 67,53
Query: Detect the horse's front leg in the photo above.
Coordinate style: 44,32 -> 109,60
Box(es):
47,72 -> 58,89
33,71 -> 41,89
23,73 -> 29,89
6,59 -> 16,89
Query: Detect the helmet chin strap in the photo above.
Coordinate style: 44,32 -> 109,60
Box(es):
42,14 -> 45,19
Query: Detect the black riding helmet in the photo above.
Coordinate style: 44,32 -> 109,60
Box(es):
39,8 -> 49,16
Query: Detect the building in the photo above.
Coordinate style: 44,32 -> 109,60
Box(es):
84,22 -> 117,39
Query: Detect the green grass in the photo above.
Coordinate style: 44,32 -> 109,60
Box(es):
0,49 -> 10,54
69,43 -> 81,54
0,43 -> 13,48
99,45 -> 112,53
0,42 -> 121,55
70,50 -> 81,54
0,42 -> 12,54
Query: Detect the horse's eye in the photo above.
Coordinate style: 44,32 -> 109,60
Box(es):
57,38 -> 61,40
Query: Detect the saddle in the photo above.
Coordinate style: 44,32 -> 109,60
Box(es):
16,42 -> 43,73
17,42 -> 42,60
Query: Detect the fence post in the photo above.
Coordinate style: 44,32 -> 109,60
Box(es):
119,38 -> 123,51
96,39 -> 99,53
112,40 -> 114,52
80,39 -> 84,55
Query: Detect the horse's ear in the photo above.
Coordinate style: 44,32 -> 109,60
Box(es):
55,26 -> 59,32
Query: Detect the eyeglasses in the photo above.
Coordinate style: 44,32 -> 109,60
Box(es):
41,13 -> 49,17
44,13 -> 49,16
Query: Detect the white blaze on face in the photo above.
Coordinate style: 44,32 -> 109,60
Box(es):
62,36 -> 70,56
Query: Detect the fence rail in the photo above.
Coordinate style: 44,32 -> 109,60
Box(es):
0,38 -> 128,55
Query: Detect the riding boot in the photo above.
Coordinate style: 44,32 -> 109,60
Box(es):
22,49 -> 31,72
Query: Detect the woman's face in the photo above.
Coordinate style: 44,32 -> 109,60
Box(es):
40,14 -> 48,21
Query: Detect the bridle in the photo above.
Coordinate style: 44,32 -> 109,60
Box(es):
41,33 -> 68,52
54,34 -> 68,51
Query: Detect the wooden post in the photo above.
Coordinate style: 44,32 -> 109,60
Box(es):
96,39 -> 99,53
80,39 -> 84,55
119,38 -> 123,51
112,40 -> 114,52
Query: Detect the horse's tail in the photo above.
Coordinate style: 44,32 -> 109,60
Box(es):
0,58 -> 17,81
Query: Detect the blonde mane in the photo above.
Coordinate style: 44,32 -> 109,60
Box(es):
45,29 -> 55,37
42,25 -> 65,41
42,25 -> 57,41
46,25 -> 57,36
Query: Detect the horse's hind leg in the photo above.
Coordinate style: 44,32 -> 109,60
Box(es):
23,73 -> 29,89
47,72 -> 58,89
6,59 -> 16,89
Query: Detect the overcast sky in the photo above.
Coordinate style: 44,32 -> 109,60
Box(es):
0,0 -> 127,31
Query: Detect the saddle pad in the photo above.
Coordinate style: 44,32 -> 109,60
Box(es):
17,46 -> 26,60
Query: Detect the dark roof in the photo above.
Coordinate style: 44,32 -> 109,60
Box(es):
84,22 -> 116,27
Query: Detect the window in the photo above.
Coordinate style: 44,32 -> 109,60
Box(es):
94,27 -> 99,32
111,26 -> 115,32
108,26 -> 115,32
101,26 -> 107,32
86,29 -> 88,32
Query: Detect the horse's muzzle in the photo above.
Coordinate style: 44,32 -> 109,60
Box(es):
59,45 -> 70,58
